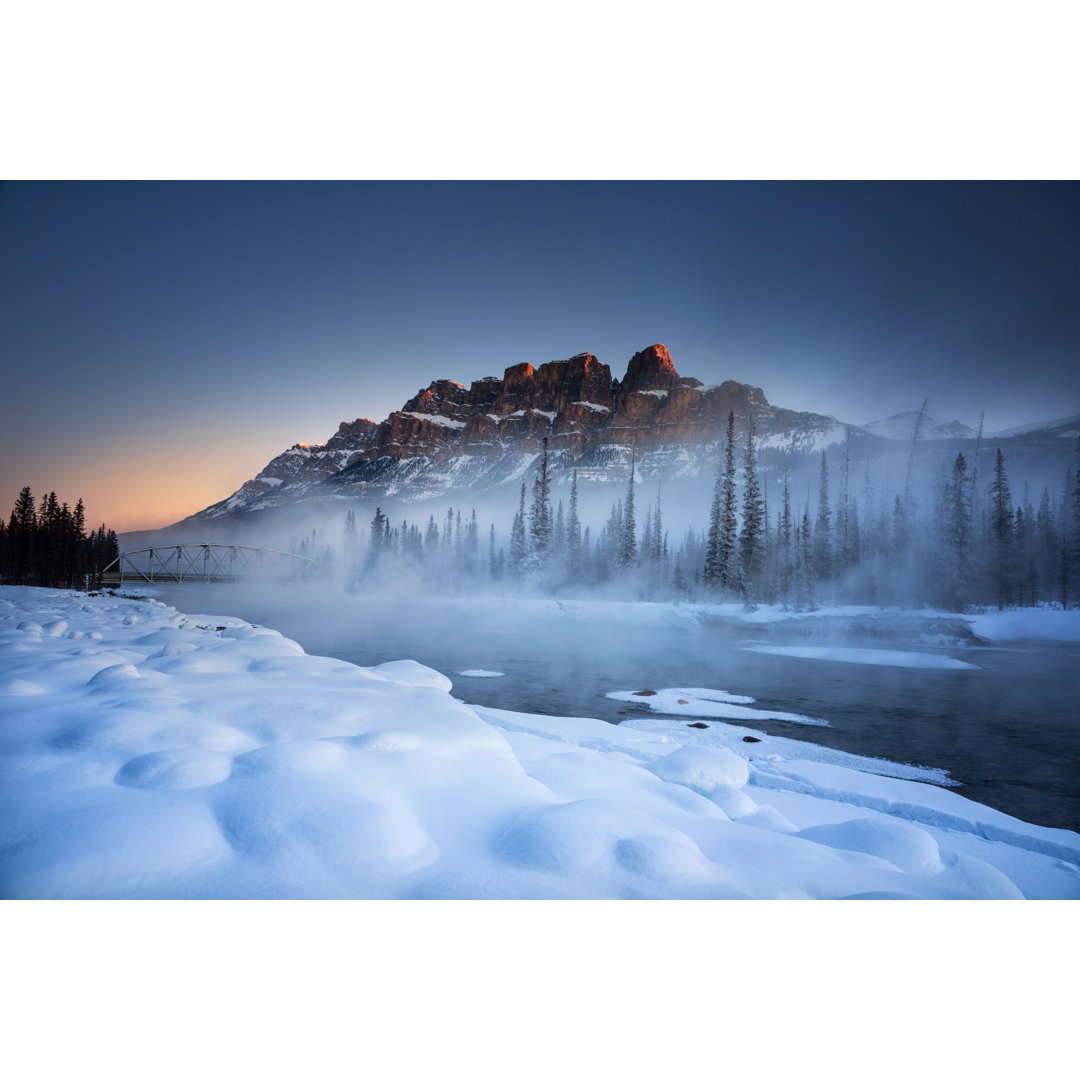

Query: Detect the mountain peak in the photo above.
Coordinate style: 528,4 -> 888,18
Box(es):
861,411 -> 976,441
189,344 -> 845,520
621,344 -> 680,394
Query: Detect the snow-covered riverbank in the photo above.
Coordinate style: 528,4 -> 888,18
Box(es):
2,586 -> 1078,899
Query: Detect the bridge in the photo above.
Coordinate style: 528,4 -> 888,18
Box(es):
101,544 -> 321,585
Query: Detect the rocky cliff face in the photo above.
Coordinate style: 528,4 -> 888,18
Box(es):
194,344 -> 845,518
341,343 -> 810,464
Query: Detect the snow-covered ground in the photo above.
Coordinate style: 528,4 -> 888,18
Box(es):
2,586 -> 1078,899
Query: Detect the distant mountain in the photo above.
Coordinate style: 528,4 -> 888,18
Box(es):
859,411 -> 977,441
988,414 -> 1080,440
186,344 -> 853,522
140,345 -> 1074,549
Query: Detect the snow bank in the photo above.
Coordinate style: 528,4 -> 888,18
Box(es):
967,609 -> 1080,643
1,586 -> 1077,899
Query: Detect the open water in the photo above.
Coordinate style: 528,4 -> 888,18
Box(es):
157,585 -> 1080,832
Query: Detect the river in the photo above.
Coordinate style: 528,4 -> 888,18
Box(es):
154,585 -> 1080,832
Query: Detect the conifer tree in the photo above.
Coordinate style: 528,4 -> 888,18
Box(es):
989,449 -> 1014,610
944,452 -> 973,610
618,451 -> 637,571
703,470 -> 723,588
464,509 -> 479,574
814,451 -> 832,583
718,413 -> 739,593
509,481 -> 528,577
424,515 -> 439,561
739,413 -> 764,595
672,555 -> 686,594
778,464 -> 794,600
367,507 -> 388,566
529,438 -> 553,568
11,486 -> 35,584
795,505 -> 813,609
567,470 -> 582,581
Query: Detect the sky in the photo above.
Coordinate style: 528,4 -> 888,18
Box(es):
1,180 -> 1077,532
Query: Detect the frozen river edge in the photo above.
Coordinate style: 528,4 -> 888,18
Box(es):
1,586 -> 1078,900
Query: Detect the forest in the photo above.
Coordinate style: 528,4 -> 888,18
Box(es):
0,486 -> 120,589
327,421 -> 1080,613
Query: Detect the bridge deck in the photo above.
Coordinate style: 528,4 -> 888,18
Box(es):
101,544 -> 320,586
100,572 -> 244,585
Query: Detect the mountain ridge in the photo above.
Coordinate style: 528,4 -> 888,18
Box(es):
171,344 -> 1078,533
192,344 -> 848,520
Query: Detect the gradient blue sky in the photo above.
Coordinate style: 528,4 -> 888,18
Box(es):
1,181 -> 1077,530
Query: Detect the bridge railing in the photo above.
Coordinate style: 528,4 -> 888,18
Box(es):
101,544 -> 320,585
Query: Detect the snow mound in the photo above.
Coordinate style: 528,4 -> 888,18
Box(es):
652,745 -> 756,818
115,749 -> 234,791
653,744 -> 749,796
370,659 -> 453,692
87,663 -> 141,684
797,817 -> 944,876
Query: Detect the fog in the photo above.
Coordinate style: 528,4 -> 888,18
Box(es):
124,421 -> 1080,616
119,424 -> 1080,830
147,578 -> 1080,833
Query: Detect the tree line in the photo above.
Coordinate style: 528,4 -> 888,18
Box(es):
0,486 -> 120,589
332,427 -> 1080,612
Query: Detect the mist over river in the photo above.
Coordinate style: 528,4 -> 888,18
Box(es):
155,585 -> 1080,832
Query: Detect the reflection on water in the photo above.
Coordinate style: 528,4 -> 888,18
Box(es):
156,586 -> 1080,832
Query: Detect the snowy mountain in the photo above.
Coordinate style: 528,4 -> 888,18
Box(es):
988,413 -> 1080,440
133,344 -> 1074,551
182,344 -> 853,523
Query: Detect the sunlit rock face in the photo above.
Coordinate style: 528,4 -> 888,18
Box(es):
352,344 -> 803,461
191,344 -> 845,516
619,343 -> 681,395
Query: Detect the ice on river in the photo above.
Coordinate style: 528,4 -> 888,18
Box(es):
606,686 -> 830,725
739,645 -> 981,669
1,586 -> 1078,899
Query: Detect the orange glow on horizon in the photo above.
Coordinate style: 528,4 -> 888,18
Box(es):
1,444 -> 286,537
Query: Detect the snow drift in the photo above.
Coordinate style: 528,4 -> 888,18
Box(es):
1,587 -> 1077,899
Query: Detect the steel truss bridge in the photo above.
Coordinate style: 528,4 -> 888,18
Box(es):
101,544 -> 320,585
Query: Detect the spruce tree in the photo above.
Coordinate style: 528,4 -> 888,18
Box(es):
529,438 -> 553,568
509,481 -> 528,577
989,449 -> 1014,610
944,452 -> 972,610
424,515 -> 439,562
738,413 -> 764,596
718,413 -> 739,593
814,451 -> 832,583
778,463 -> 793,601
367,507 -> 388,566
703,470 -> 723,588
567,470 -> 582,581
618,451 -> 637,571
11,486 -> 35,584
465,509 -> 479,574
